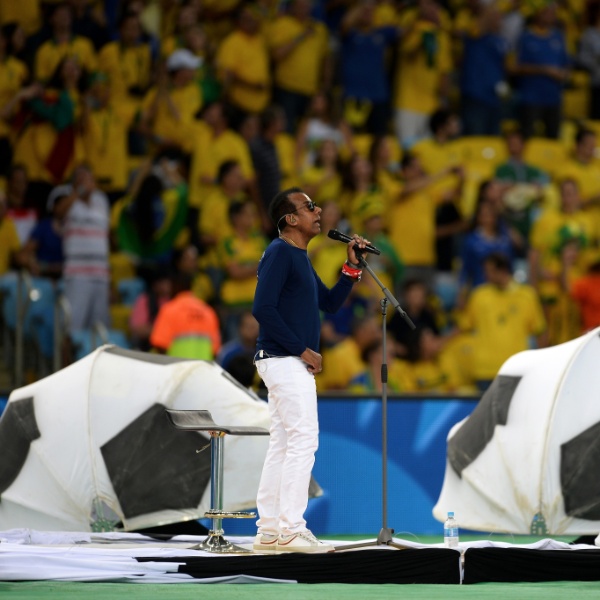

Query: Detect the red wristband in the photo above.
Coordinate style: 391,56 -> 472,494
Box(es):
341,261 -> 362,281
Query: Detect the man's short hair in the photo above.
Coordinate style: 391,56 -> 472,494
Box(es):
268,187 -> 303,232
217,160 -> 239,184
485,252 -> 512,273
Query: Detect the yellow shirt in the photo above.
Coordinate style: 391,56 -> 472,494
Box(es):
141,83 -> 202,153
12,90 -> 86,183
308,234 -> 348,289
97,41 -> 152,106
389,187 -> 439,266
411,137 -> 462,198
318,337 -> 364,391
459,282 -> 546,380
0,57 -> 28,137
219,233 -> 267,306
189,121 -> 255,207
530,207 -> 596,299
275,132 -> 299,190
0,216 -> 20,275
216,30 -> 270,113
0,0 -> 40,35
300,166 -> 342,205
268,16 -> 328,95
347,188 -> 386,232
373,1 -> 398,27
375,168 -> 402,210
84,104 -> 134,192
35,36 -> 97,83
555,159 -> 600,204
393,20 -> 452,113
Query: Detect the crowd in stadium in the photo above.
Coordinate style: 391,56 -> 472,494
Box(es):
0,0 -> 600,394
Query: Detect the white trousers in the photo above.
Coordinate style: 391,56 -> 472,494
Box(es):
255,356 -> 318,535
394,108 -> 430,146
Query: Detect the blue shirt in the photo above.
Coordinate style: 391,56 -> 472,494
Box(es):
460,33 -> 508,107
341,26 -> 398,102
517,28 -> 569,106
30,218 -> 64,265
459,228 -> 514,288
253,238 -> 354,357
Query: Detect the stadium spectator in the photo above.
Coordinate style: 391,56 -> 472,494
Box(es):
349,339 -> 413,393
458,3 -> 509,136
555,128 -> 600,206
189,101 -> 256,211
18,213 -> 64,280
513,2 -> 569,139
13,56 -> 85,196
402,326 -> 474,393
250,105 -> 285,230
339,0 -> 399,136
5,165 -> 37,244
495,129 -> 548,185
0,24 -> 29,181
495,129 -> 548,253
389,278 -> 440,357
550,225 -> 589,344
458,252 -> 546,391
199,160 -> 249,249
97,11 -> 152,116
389,153 -> 462,290
139,48 -> 202,154
529,178 -> 594,309
458,190 -> 515,304
34,2 -> 97,83
295,91 -> 354,171
268,0 -> 330,133
299,139 -> 344,206
70,0 -> 109,51
216,4 -> 271,122
340,153 -> 385,231
357,201 -> 405,305
50,165 -> 111,332
218,199 -> 267,339
217,310 -> 259,371
410,108 -> 462,207
150,271 -> 221,359
368,135 -> 402,207
81,73 -> 134,201
113,156 -> 189,267
393,0 -> 453,145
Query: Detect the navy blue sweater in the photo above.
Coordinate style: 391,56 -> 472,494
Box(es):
253,238 -> 354,357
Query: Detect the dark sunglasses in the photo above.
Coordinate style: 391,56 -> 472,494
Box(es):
290,200 -> 318,214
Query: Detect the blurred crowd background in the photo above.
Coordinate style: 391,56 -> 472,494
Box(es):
1,0 -> 600,396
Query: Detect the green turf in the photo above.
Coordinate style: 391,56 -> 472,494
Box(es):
3,581 -> 600,600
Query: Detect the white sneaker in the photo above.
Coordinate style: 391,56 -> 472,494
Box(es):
277,531 -> 334,553
253,533 -> 279,553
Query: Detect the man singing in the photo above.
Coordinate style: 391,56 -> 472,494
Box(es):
252,187 -> 369,553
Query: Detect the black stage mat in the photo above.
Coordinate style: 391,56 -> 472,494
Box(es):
137,548 -> 461,584
464,547 -> 600,584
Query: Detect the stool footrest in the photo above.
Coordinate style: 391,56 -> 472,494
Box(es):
204,509 -> 256,519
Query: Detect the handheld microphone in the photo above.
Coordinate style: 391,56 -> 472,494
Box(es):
327,229 -> 381,256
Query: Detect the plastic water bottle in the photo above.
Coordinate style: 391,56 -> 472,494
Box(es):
444,511 -> 459,548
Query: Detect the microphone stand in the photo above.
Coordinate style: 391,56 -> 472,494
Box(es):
334,250 -> 415,552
